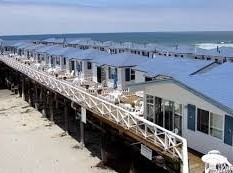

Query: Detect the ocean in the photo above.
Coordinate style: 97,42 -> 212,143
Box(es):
1,31 -> 233,46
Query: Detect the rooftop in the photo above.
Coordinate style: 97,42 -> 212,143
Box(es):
66,48 -> 109,60
135,56 -> 216,77
94,52 -> 148,67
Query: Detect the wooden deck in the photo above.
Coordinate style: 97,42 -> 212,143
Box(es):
188,149 -> 204,173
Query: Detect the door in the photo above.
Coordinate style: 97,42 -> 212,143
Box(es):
97,67 -> 102,83
70,61 -> 75,72
155,97 -> 163,126
164,100 -> 174,131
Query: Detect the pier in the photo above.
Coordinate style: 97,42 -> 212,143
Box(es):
0,55 -> 191,173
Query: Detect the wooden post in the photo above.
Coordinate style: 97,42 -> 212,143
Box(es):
49,92 -> 54,122
100,133 -> 108,164
55,93 -> 59,109
80,107 -> 86,147
64,99 -> 68,133
129,159 -> 137,173
34,84 -> 39,111
28,81 -> 33,107
22,76 -> 26,101
41,88 -> 47,117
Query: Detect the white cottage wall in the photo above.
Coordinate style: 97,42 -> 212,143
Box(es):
144,82 -> 233,163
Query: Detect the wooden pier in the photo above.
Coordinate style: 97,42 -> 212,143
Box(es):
0,55 -> 202,173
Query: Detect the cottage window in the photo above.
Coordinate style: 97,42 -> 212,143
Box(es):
197,108 -> 223,139
210,113 -> 223,139
87,62 -> 92,69
56,57 -> 60,65
108,67 -> 117,80
197,108 -> 209,134
125,68 -> 135,81
76,62 -> 82,72
146,95 -> 154,122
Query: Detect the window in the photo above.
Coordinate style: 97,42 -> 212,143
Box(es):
76,61 -> 82,72
197,108 -> 223,139
63,58 -> 66,65
210,113 -> 223,139
145,77 -> 152,82
197,108 -> 209,134
87,62 -> 92,70
146,95 -> 154,122
125,68 -> 135,81
56,57 -> 60,65
131,69 -> 135,80
108,67 -> 117,79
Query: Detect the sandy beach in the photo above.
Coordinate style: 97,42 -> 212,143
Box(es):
0,89 -> 116,173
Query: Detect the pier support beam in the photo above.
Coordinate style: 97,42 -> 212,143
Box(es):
34,84 -> 39,111
41,87 -> 47,117
21,76 -> 26,101
49,92 -> 54,122
129,155 -> 138,173
100,133 -> 108,164
64,100 -> 69,133
28,82 -> 33,107
80,107 -> 86,147
55,93 -> 59,109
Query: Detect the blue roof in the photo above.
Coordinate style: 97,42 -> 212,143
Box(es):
35,46 -> 58,53
66,49 -> 109,60
176,63 -> 233,113
46,47 -> 77,56
130,62 -> 233,114
17,43 -> 34,49
68,38 -> 92,44
94,52 -> 148,67
41,38 -> 57,43
196,47 -> 233,58
135,56 -> 215,77
24,44 -> 45,51
1,40 -> 23,47
12,42 -> 29,47
177,69 -> 233,112
199,62 -> 233,76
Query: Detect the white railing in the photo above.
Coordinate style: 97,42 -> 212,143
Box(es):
0,55 -> 189,173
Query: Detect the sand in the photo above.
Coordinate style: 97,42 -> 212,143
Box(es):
0,89 -> 116,173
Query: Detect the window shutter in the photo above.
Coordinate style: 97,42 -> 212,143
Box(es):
224,115 -> 233,146
187,104 -> 196,131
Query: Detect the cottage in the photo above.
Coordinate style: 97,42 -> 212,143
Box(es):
129,62 -> 233,163
64,48 -> 109,78
34,46 -> 59,64
92,53 -> 147,90
45,47 -> 77,69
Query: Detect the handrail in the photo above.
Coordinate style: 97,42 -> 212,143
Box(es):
0,55 -> 189,173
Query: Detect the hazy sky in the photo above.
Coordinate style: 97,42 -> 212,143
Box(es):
0,0 -> 233,35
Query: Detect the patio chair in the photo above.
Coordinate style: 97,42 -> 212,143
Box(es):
65,70 -> 75,78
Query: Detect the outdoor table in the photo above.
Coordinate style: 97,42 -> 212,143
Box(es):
202,153 -> 228,172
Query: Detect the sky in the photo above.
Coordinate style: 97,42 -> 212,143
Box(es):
0,0 -> 233,35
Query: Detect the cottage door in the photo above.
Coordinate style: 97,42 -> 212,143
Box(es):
70,61 -> 75,73
97,67 -> 102,83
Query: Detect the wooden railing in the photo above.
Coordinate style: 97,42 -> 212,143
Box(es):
0,55 -> 189,173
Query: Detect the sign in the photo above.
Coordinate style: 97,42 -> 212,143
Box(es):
140,144 -> 152,160
81,107 -> 86,124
